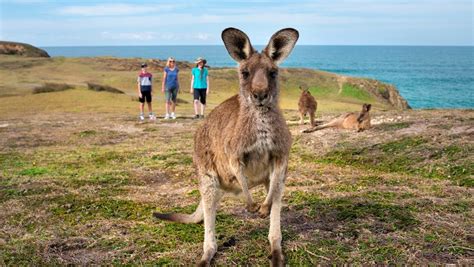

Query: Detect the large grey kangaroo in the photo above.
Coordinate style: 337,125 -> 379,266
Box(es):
153,28 -> 298,266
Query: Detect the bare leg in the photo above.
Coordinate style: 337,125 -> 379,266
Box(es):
200,103 -> 206,116
194,100 -> 200,116
198,174 -> 221,266
147,102 -> 153,114
171,101 -> 176,113
139,103 -> 145,114
165,101 -> 170,115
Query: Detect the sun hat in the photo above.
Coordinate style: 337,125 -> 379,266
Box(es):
194,57 -> 206,64
141,63 -> 148,68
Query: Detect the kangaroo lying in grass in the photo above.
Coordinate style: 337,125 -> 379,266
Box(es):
302,103 -> 372,133
298,85 -> 317,126
153,27 -> 298,266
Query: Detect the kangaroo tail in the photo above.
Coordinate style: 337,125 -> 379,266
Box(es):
302,120 -> 338,133
153,200 -> 203,224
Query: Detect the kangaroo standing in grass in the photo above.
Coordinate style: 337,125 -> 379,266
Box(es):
153,27 -> 298,266
298,85 -> 317,126
302,103 -> 372,133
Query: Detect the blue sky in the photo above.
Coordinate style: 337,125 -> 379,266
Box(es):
0,0 -> 472,46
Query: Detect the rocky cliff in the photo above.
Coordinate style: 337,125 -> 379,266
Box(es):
345,77 -> 411,109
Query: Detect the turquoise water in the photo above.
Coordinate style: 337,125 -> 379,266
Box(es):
42,45 -> 474,109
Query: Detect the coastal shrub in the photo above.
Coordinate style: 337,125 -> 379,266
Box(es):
32,83 -> 74,94
378,87 -> 390,99
87,82 -> 124,94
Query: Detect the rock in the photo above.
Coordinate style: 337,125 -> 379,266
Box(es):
0,41 -> 50,57
345,77 -> 411,110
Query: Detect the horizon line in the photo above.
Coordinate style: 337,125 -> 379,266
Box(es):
38,44 -> 474,48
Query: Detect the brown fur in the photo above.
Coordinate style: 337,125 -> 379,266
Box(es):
297,85 -> 317,126
153,28 -> 299,266
302,103 -> 372,133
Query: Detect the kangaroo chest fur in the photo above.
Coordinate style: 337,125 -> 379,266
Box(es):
245,112 -> 276,154
229,108 -> 287,190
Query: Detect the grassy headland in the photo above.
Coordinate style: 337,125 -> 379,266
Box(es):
0,54 -> 472,265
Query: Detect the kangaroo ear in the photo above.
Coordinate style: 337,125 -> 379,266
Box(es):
366,104 -> 372,111
263,28 -> 299,65
222,28 -> 254,63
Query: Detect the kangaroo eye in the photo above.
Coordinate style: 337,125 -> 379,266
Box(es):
241,70 -> 250,79
269,70 -> 278,79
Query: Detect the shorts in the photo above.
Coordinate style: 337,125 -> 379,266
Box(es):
165,87 -> 178,103
139,90 -> 152,103
193,88 -> 207,105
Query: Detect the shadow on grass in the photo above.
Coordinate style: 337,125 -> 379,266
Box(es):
287,191 -> 418,233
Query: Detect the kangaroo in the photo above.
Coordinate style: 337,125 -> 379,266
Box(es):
153,28 -> 298,266
302,103 -> 372,133
298,85 -> 317,126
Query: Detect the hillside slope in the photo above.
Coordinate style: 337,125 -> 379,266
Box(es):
0,41 -> 50,57
0,55 -> 409,114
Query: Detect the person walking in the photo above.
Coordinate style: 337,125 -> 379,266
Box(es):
137,63 -> 155,121
190,57 -> 209,119
162,57 -> 179,119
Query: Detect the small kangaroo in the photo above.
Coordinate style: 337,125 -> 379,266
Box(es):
153,28 -> 298,266
302,103 -> 372,133
298,85 -> 317,126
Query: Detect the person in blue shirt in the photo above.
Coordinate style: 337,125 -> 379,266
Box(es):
190,57 -> 210,119
161,57 -> 179,119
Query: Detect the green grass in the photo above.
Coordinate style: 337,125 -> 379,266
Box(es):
340,84 -> 374,102
19,166 -> 49,176
318,136 -> 473,187
308,86 -> 336,97
0,55 -> 472,264
0,55 -> 397,116
50,194 -> 155,222
288,191 -> 418,231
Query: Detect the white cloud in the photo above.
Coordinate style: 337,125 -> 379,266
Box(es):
101,31 -> 157,41
99,31 -> 216,43
2,0 -> 48,3
58,3 -> 179,16
195,33 -> 211,40
2,0 -> 472,45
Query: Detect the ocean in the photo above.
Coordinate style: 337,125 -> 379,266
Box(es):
42,45 -> 474,109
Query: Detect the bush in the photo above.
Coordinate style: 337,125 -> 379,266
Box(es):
87,83 -> 124,94
32,83 -> 74,94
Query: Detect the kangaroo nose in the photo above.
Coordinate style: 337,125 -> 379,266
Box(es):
253,92 -> 269,102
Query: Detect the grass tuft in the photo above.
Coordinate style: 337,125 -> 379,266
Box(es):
87,82 -> 125,94
32,83 -> 74,94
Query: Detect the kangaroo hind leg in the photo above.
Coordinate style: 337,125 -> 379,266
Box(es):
198,173 -> 222,267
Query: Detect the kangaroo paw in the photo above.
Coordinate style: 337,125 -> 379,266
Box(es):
246,202 -> 260,213
269,249 -> 284,267
258,204 -> 271,218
